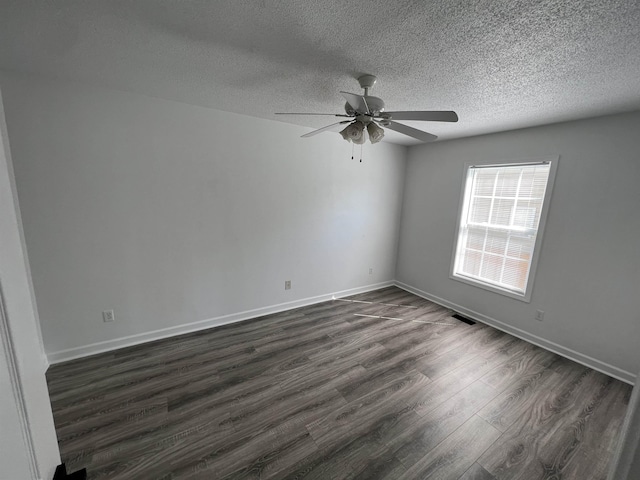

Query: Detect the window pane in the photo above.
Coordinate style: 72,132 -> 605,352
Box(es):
469,197 -> 491,224
502,258 -> 529,291
494,169 -> 520,197
490,198 -> 515,226
485,231 -> 507,255
520,167 -> 548,198
465,227 -> 485,251
513,202 -> 538,229
506,234 -> 534,261
480,253 -> 503,283
473,170 -> 497,196
462,249 -> 482,276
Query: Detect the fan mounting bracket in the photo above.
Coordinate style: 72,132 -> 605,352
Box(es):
358,74 -> 377,91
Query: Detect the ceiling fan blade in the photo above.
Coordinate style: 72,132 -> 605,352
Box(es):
301,120 -> 353,138
382,111 -> 459,122
340,91 -> 369,114
385,121 -> 438,142
275,112 -> 352,117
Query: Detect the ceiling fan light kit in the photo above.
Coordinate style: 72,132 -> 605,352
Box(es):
275,74 -> 459,145
367,122 -> 384,144
340,121 -> 364,142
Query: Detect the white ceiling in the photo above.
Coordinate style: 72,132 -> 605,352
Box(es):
0,0 -> 639,145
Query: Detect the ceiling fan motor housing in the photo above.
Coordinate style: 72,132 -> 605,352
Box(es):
344,96 -> 385,116
344,102 -> 358,116
365,96 -> 385,115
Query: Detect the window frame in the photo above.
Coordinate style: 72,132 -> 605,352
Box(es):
450,156 -> 559,302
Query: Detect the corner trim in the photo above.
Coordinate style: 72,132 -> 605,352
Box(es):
0,281 -> 40,479
394,280 -> 636,385
47,281 -> 394,364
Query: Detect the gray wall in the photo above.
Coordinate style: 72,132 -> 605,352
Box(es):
397,111 -> 640,381
0,72 -> 407,361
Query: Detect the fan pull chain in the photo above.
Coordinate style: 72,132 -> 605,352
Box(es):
360,143 -> 363,162
351,143 -> 354,160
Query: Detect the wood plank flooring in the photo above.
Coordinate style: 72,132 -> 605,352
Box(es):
46,287 -> 631,479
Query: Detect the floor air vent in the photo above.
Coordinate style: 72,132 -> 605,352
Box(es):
452,313 -> 476,325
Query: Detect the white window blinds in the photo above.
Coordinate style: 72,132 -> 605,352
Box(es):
452,162 -> 551,296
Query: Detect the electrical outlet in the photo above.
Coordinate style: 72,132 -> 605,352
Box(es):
284,280 -> 291,290
369,268 -> 373,275
102,310 -> 115,322
535,310 -> 545,321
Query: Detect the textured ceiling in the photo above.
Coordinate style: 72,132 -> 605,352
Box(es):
0,0 -> 639,145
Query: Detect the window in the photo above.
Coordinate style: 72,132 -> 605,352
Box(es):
451,158 -> 557,301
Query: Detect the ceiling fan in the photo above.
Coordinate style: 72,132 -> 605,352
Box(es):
275,75 -> 458,144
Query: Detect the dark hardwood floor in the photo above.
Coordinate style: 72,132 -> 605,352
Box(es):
46,287 -> 631,479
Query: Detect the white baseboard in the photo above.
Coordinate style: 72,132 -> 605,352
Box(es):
47,281 -> 394,365
395,280 -> 636,385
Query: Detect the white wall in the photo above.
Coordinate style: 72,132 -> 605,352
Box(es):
397,111 -> 640,381
0,87 -> 60,480
0,72 -> 407,361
